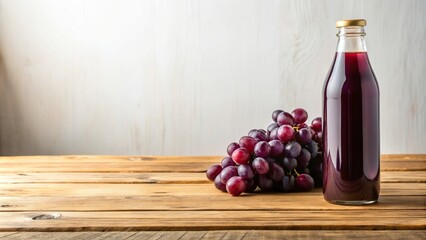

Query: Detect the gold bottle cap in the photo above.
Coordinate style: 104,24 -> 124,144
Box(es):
336,19 -> 367,27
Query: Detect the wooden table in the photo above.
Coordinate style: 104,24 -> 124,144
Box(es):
0,155 -> 424,239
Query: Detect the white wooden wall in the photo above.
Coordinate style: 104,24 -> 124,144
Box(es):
0,0 -> 424,155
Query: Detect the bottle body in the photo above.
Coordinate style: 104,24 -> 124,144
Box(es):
322,22 -> 380,205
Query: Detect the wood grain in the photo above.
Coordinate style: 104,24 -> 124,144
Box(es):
0,171 -> 424,184
0,155 -> 424,235
0,210 -> 425,231
1,231 -> 425,240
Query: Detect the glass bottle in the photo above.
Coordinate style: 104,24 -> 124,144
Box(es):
322,19 -> 380,205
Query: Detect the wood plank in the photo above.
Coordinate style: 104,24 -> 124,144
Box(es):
1,231 -> 424,240
0,183 -> 423,197
0,210 -> 424,231
0,195 -> 424,212
0,155 -> 424,173
1,171 -> 423,184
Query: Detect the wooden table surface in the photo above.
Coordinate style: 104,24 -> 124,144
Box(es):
0,155 -> 424,239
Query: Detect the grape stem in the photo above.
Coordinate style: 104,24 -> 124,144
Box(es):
294,169 -> 300,176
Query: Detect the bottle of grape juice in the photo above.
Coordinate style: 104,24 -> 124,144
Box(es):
322,19 -> 380,205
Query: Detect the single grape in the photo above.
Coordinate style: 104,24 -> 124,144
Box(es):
258,129 -> 267,135
296,123 -> 309,129
295,174 -> 315,191
311,117 -> 322,132
282,157 -> 298,170
295,128 -> 312,145
220,166 -> 238,184
269,127 -> 279,140
291,108 -> 308,124
277,112 -> 295,126
227,142 -> 240,156
244,179 -> 257,193
303,168 -> 311,175
267,163 -> 284,181
248,129 -> 258,136
314,131 -> 323,145
237,164 -> 255,180
206,164 -> 223,181
267,122 -> 279,134
214,175 -> 227,192
269,140 -> 284,158
256,175 -> 274,191
231,147 -> 250,165
282,175 -> 295,192
239,136 -> 258,154
305,141 -> 318,158
221,156 -> 236,168
272,110 -> 284,122
277,125 -> 295,143
252,157 -> 270,174
249,129 -> 269,142
254,141 -> 271,158
265,157 -> 276,164
226,176 -> 246,196
285,141 -> 302,158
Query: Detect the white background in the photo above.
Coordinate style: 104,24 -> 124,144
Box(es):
0,0 -> 424,155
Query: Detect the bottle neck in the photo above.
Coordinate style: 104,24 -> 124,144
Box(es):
336,26 -> 367,53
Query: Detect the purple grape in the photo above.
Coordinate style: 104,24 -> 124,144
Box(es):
285,141 -> 302,158
258,129 -> 267,135
282,157 -> 298,170
295,174 -> 314,191
249,129 -> 269,142
221,156 -> 236,168
295,128 -> 312,145
220,166 -> 238,184
244,179 -> 257,193
267,122 -> 279,134
206,164 -> 223,181
314,131 -> 323,144
231,147 -> 250,165
214,175 -> 227,192
269,140 -> 284,158
239,136 -> 258,154
296,123 -> 309,129
277,125 -> 295,143
282,175 -> 295,192
267,163 -> 284,181
226,176 -> 246,196
291,108 -> 308,124
269,128 -> 279,140
227,142 -> 240,156
248,129 -> 258,136
237,164 -> 254,180
311,117 -> 322,132
277,112 -> 295,126
254,141 -> 271,158
256,175 -> 274,191
252,157 -> 269,175
272,110 -> 284,122
265,157 -> 276,164
305,141 -> 318,158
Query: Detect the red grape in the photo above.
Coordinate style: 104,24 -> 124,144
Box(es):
272,110 -> 284,122
237,164 -> 255,180
206,164 -> 222,181
214,175 -> 227,192
311,117 -> 322,132
221,156 -> 236,168
231,147 -> 250,164
226,176 -> 246,196
227,142 -> 240,156
295,128 -> 312,145
239,136 -> 258,154
291,108 -> 308,124
252,157 -> 269,174
220,166 -> 238,184
295,174 -> 314,191
277,125 -> 295,142
277,112 -> 295,126
254,141 -> 271,158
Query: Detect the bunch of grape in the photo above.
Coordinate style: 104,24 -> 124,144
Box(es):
206,108 -> 323,196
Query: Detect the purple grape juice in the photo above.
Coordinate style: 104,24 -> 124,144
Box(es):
323,19 -> 380,205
